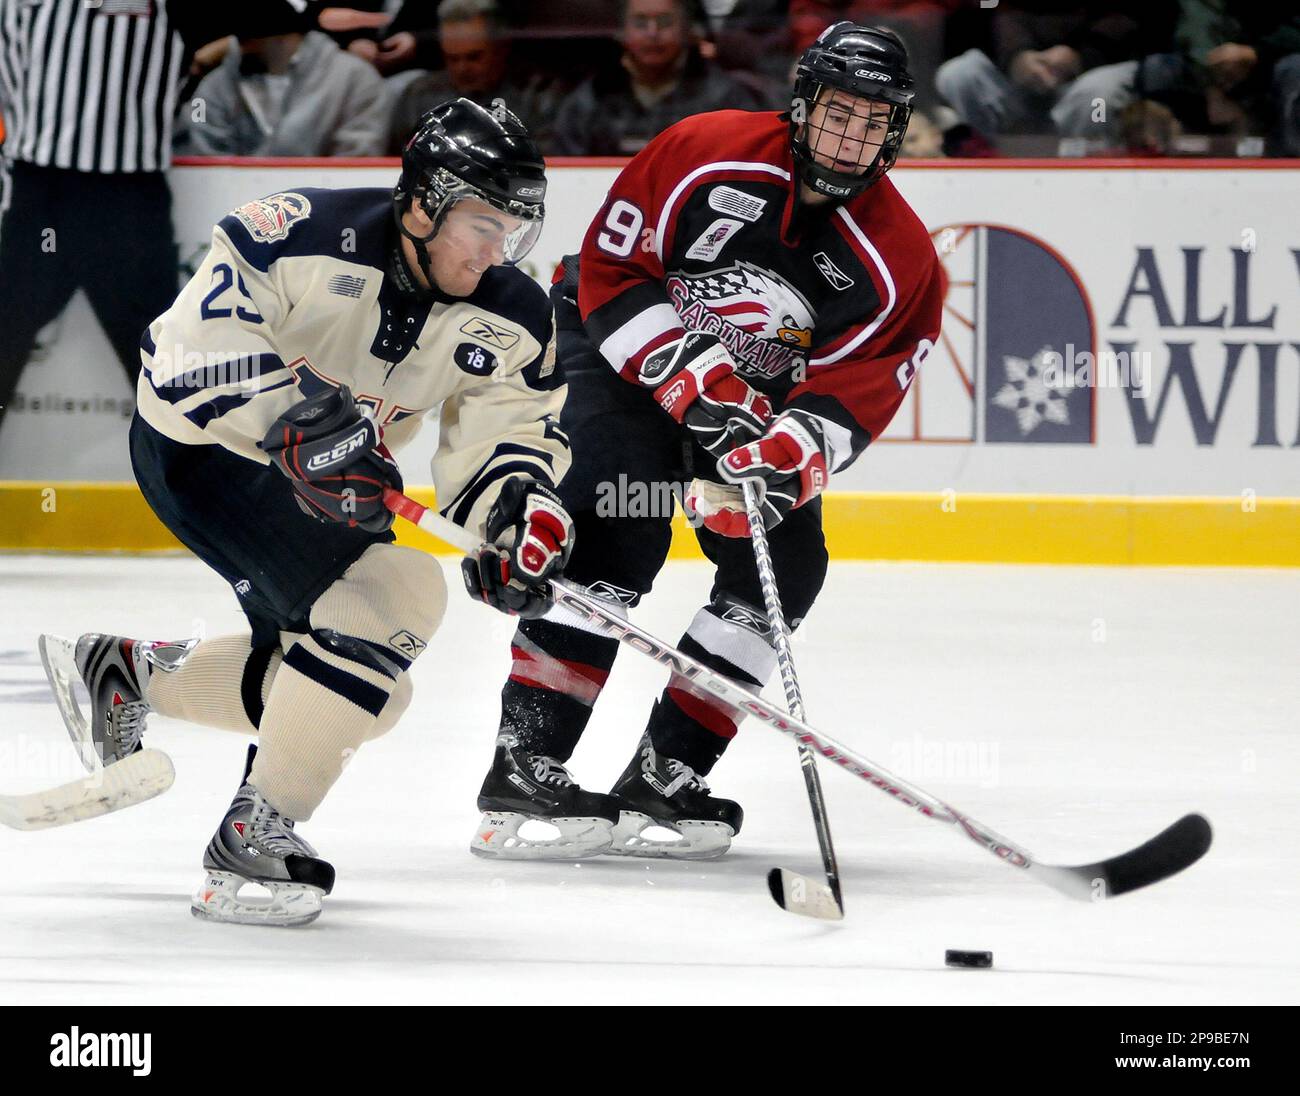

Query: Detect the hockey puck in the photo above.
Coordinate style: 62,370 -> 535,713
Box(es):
945,950 -> 993,969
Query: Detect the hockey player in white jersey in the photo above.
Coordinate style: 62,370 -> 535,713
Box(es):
38,99 -> 575,926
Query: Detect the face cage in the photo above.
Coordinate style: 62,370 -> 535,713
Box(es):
417,167 -> 545,265
792,83 -> 911,194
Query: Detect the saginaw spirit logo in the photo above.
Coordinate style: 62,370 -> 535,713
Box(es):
232,192 -> 312,243
665,261 -> 816,380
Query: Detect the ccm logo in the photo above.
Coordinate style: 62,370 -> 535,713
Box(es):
855,69 -> 891,81
306,426 -> 371,472
658,377 -> 689,413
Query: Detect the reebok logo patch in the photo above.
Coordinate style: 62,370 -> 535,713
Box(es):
388,631 -> 426,659
720,604 -> 769,634
585,581 -> 638,605
460,316 -> 519,352
813,252 -> 854,291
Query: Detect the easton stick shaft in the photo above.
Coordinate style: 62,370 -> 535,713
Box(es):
384,487 -> 1209,901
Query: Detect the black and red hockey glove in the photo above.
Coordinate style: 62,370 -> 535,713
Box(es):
259,385 -> 402,533
709,409 -> 830,534
462,477 -> 574,618
638,331 -> 773,455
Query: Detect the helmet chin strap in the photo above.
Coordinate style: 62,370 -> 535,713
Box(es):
391,195 -> 442,294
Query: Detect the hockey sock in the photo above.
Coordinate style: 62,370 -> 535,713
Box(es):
146,632 -> 412,741
646,602 -> 778,774
146,634 -> 282,734
250,544 -> 444,820
250,629 -> 402,820
499,615 -> 620,760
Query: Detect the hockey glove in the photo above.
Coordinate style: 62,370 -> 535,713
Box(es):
712,410 -> 830,533
462,477 -> 574,618
638,331 -> 773,455
260,386 -> 402,533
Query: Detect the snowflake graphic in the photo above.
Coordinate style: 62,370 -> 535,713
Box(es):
992,346 -> 1071,434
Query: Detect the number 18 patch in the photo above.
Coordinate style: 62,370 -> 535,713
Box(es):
455,342 -> 498,376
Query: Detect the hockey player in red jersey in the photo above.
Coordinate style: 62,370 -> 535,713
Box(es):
470,23 -> 943,860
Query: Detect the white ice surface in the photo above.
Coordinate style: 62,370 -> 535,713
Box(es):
0,555 -> 1296,1005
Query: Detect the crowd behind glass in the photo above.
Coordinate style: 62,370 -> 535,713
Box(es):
166,1 -> 1300,161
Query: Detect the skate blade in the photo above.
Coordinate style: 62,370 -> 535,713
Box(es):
606,811 -> 734,860
38,634 -> 97,773
470,811 -> 614,860
190,871 -> 325,927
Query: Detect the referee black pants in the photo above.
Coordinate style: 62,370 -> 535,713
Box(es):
0,162 -> 179,436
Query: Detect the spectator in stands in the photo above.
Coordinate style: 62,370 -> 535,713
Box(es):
1132,5 -> 1300,155
389,0 -> 560,152
551,0 -> 769,156
789,1 -> 959,114
176,26 -> 389,156
320,2 -> 443,76
697,0 -> 793,90
935,1 -> 1176,142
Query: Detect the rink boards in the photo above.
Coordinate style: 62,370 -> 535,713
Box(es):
1,158 -> 1297,563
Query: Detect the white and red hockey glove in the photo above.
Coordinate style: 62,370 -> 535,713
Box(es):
462,477 -> 574,618
708,410 -> 831,534
637,331 -> 773,455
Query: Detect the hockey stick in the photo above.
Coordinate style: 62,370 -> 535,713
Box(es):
740,481 -> 844,921
0,749 -> 175,831
385,488 -> 1212,902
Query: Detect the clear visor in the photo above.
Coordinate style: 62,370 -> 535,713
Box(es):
440,194 -> 543,266
501,216 -> 543,265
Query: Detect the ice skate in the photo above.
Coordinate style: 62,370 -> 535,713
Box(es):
471,734 -> 621,859
607,738 -> 743,860
38,632 -> 196,771
191,745 -> 335,927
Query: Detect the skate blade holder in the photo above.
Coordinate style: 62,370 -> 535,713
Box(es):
37,634 -> 97,773
470,811 -> 614,860
190,871 -> 326,928
607,811 -> 734,860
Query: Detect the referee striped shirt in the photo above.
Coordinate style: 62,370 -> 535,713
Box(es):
0,0 -> 185,174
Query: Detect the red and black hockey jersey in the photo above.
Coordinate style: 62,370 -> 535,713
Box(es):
577,109 -> 942,471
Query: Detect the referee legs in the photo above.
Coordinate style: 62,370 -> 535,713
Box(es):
0,164 -> 178,436
0,163 -> 79,433
78,169 -> 179,386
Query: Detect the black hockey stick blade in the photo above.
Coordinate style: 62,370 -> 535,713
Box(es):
1031,813 -> 1213,901
768,867 -> 845,921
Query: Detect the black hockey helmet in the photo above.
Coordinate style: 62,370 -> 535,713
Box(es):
393,97 -> 547,272
790,22 -> 915,200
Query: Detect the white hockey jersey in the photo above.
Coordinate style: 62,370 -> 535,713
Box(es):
136,187 -> 569,537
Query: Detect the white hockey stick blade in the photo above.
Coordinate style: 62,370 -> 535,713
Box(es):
0,748 -> 175,831
768,868 -> 845,921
